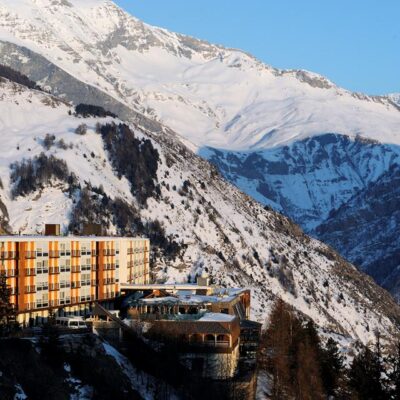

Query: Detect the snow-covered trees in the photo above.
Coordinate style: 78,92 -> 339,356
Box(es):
98,123 -> 160,204
10,153 -> 77,198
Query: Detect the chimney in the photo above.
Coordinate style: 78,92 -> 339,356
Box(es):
197,272 -> 210,287
81,223 -> 103,237
45,224 -> 60,236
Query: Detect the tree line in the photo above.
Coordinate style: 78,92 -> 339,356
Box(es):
259,299 -> 400,400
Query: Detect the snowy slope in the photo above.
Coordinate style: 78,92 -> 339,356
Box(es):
1,78 -> 400,346
1,0 -> 400,343
315,165 -> 400,299
1,0 -> 400,297
0,0 -> 399,151
202,135 -> 400,230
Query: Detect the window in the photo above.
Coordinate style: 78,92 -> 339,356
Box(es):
37,260 -> 48,274
37,282 -> 49,291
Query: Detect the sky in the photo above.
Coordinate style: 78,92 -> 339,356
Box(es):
114,0 -> 399,95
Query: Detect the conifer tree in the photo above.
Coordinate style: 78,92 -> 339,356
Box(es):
0,273 -> 17,336
349,344 -> 387,400
320,338 -> 345,397
387,341 -> 400,399
263,299 -> 295,399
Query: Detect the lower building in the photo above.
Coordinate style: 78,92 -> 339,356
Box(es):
122,281 -> 259,380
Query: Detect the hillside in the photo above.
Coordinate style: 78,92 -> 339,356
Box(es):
0,0 -> 399,300
0,78 -> 400,347
0,0 -> 399,151
316,165 -> 400,300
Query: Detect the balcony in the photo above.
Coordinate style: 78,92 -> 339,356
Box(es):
71,282 -> 81,289
1,252 -> 17,260
49,251 -> 60,258
71,250 -> 81,258
24,286 -> 36,294
25,268 -> 36,277
49,267 -> 60,274
49,283 -> 60,291
24,251 -> 36,259
103,250 -> 116,257
71,266 -> 81,273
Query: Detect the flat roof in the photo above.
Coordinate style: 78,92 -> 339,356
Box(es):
199,313 -> 236,323
0,235 -> 149,241
121,284 -> 212,291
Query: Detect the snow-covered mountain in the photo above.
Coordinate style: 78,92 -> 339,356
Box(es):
201,135 -> 400,230
389,93 -> 400,108
0,0 -> 399,151
1,0 -> 400,341
0,1 -> 399,288
1,76 -> 400,345
315,164 -> 400,299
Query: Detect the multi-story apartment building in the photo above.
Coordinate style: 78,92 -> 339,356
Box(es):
0,232 -> 150,325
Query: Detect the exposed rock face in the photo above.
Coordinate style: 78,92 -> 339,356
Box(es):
203,135 -> 400,299
202,134 -> 400,230
316,165 -> 400,300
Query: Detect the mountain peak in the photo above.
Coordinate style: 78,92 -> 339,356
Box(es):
0,0 -> 399,152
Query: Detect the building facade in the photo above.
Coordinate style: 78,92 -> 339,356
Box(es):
0,235 -> 150,324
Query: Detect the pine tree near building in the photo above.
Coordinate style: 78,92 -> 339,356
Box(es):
0,273 -> 17,336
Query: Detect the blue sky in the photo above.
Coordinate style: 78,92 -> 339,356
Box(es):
114,0 -> 399,95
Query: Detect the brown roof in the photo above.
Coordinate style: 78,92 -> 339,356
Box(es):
149,319 -> 240,338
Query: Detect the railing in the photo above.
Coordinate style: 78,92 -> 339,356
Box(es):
49,251 -> 60,258
37,268 -> 49,275
71,250 -> 81,258
25,251 -> 36,259
49,283 -> 60,291
24,286 -> 36,294
0,252 -> 17,260
49,267 -> 60,274
25,268 -> 36,276
71,282 -> 81,289
103,250 -> 116,256
71,266 -> 81,273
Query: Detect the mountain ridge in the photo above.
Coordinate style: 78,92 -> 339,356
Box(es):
0,0 -> 399,151
1,76 -> 400,346
1,0 -> 400,345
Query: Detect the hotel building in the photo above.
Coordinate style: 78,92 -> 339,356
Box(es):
0,230 -> 150,325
